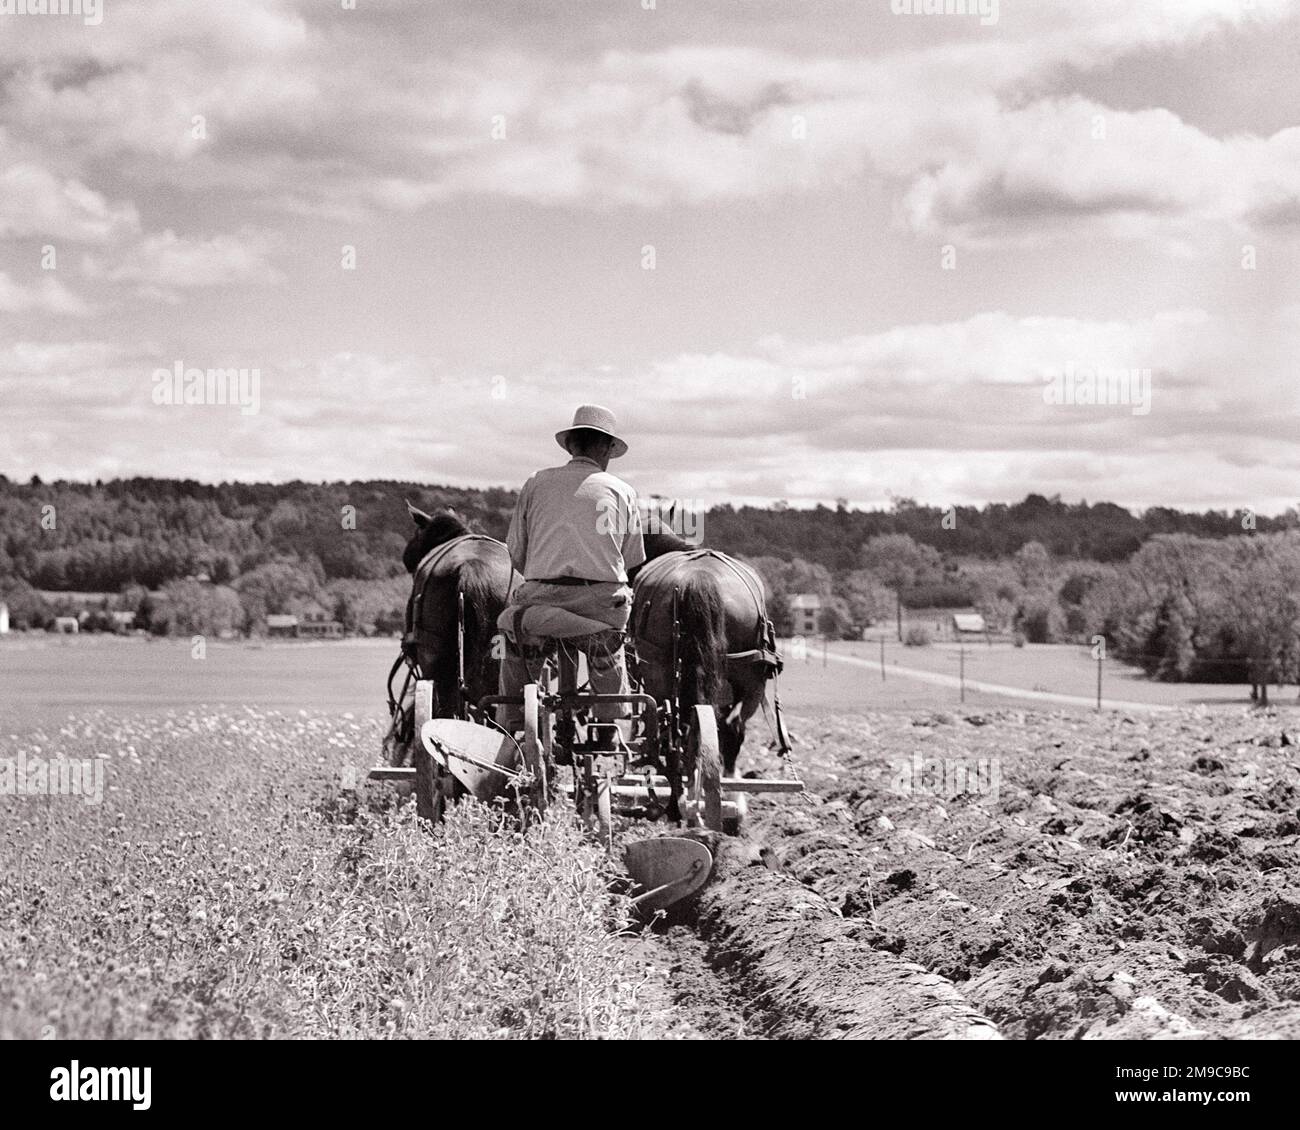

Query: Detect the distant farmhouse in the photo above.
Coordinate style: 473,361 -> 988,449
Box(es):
53,616 -> 80,634
31,591 -> 143,634
951,612 -> 988,638
265,612 -> 344,640
299,612 -> 343,639
38,590 -> 117,606
266,614 -> 299,638
789,594 -> 822,636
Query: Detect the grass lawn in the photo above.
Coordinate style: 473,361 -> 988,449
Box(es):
808,637 -> 1295,712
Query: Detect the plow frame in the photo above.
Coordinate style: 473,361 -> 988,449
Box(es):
367,576 -> 804,911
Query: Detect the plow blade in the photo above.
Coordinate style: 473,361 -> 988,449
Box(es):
421,718 -> 519,801
624,837 -> 714,914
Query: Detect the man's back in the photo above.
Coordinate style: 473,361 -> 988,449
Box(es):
496,405 -> 641,733
508,456 -> 645,583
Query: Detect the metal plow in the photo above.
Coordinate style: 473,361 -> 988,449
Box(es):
366,715 -> 798,912
575,768 -> 802,826
623,837 -> 713,914
417,718 -> 521,800
367,670 -> 803,913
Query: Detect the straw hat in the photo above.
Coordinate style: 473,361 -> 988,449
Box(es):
555,404 -> 628,459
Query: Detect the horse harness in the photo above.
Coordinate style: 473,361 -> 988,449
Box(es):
630,549 -> 784,677
390,534 -> 517,721
626,549 -> 792,757
404,533 -> 515,652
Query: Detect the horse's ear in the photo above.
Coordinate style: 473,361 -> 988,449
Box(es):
444,507 -> 458,520
406,499 -> 431,527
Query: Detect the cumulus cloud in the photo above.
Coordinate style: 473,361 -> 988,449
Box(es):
81,230 -> 282,292
3,0 -> 1298,512
5,303 -> 1297,510
0,340 -> 123,374
2,0 -> 1296,239
0,160 -> 139,243
0,271 -> 95,316
899,99 -> 1300,240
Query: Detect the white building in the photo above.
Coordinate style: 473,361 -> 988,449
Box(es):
789,593 -> 822,636
0,602 -> 8,634
266,614 -> 300,638
951,613 -> 987,637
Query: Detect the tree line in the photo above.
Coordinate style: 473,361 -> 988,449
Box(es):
2,476 -> 1296,692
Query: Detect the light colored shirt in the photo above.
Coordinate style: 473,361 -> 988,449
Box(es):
507,457 -> 646,583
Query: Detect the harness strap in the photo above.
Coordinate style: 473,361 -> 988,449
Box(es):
387,650 -> 413,716
406,533 -> 518,642
635,548 -> 773,656
414,532 -> 504,579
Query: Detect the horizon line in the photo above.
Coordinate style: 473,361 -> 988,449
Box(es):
1,471 -> 1296,522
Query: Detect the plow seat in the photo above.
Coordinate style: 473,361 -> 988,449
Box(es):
497,604 -> 619,648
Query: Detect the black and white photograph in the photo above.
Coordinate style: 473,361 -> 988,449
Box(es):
2,0 -> 1298,1100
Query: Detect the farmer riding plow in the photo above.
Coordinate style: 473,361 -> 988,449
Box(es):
496,404 -> 645,748
377,400 -> 801,909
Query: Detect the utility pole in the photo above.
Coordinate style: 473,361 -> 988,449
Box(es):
1091,635 -> 1105,712
880,636 -> 885,681
959,643 -> 966,704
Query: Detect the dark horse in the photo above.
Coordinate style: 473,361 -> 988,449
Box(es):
629,500 -> 786,787
383,503 -> 516,766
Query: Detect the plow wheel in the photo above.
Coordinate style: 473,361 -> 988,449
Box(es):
688,705 -> 723,832
522,683 -> 548,816
413,681 -> 454,823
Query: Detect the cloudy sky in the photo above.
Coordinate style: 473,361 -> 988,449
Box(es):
2,0 -> 1299,512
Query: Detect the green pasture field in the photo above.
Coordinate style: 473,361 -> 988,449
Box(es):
0,632 -> 1284,735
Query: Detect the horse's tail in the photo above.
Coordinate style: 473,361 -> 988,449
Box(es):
457,556 -> 501,677
677,572 -> 727,714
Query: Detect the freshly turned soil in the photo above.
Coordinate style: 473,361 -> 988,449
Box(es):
716,706 -> 1300,1040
